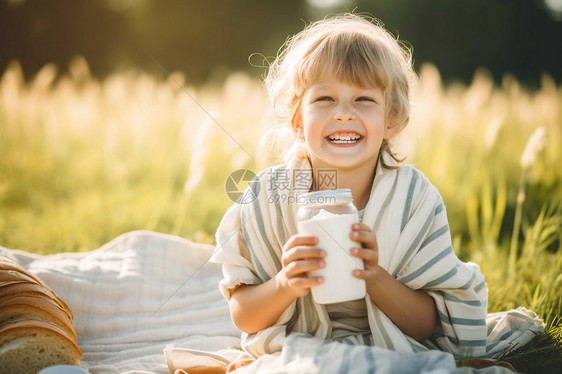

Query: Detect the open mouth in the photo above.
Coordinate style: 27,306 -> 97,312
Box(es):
326,133 -> 363,144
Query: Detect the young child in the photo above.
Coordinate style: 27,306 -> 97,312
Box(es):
212,13 -> 487,360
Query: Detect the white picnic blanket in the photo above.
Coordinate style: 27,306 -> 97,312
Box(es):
0,231 -> 242,374
0,230 -> 544,374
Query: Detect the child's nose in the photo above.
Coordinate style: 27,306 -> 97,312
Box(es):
334,106 -> 356,123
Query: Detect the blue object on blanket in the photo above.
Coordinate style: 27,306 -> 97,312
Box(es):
38,366 -> 89,374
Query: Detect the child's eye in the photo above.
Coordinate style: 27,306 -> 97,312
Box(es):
356,96 -> 376,103
314,96 -> 334,102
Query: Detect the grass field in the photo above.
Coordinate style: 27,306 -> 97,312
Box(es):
1,57 -> 560,372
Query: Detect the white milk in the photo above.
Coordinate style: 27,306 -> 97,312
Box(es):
298,211 -> 366,304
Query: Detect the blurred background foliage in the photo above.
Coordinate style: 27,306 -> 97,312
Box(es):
1,0 -> 562,86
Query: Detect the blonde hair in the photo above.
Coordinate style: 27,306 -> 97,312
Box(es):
261,13 -> 416,169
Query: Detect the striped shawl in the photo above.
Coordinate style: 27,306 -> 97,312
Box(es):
212,154 -> 488,359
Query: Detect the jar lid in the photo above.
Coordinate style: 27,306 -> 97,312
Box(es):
297,188 -> 353,205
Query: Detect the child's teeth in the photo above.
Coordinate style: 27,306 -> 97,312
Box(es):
328,134 -> 361,143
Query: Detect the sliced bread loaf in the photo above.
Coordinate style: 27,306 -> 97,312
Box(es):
0,257 -> 83,374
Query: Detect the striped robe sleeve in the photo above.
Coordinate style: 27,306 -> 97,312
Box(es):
393,169 -> 488,358
212,202 -> 262,300
212,167 -> 286,300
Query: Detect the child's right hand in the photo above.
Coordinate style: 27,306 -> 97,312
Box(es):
277,234 -> 326,298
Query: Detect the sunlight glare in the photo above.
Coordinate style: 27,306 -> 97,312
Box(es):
545,0 -> 562,11
306,0 -> 348,9
544,0 -> 562,20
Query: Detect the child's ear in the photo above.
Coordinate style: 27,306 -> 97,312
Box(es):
291,105 -> 304,139
292,119 -> 304,140
295,126 -> 304,140
383,121 -> 400,140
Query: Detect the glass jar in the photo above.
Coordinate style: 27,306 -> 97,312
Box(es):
297,189 -> 358,222
296,189 -> 366,304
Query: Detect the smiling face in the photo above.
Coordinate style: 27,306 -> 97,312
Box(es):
298,74 -> 398,173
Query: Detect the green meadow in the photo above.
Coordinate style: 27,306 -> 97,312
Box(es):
1,57 -> 560,372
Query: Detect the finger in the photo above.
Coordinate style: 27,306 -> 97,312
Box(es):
350,247 -> 378,263
284,234 -> 318,251
350,230 -> 378,250
288,276 -> 324,289
352,269 -> 372,280
285,259 -> 325,278
283,247 -> 326,267
351,222 -> 371,231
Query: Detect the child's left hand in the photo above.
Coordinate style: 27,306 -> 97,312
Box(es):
349,223 -> 379,282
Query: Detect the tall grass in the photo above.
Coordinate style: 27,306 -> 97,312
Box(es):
0,56 -> 266,251
396,64 -> 562,333
0,57 -> 560,368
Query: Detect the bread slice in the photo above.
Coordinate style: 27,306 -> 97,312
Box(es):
0,259 -> 72,312
0,269 -> 49,285
0,296 -> 77,341
0,283 -> 73,319
0,320 -> 83,374
0,258 -> 49,286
